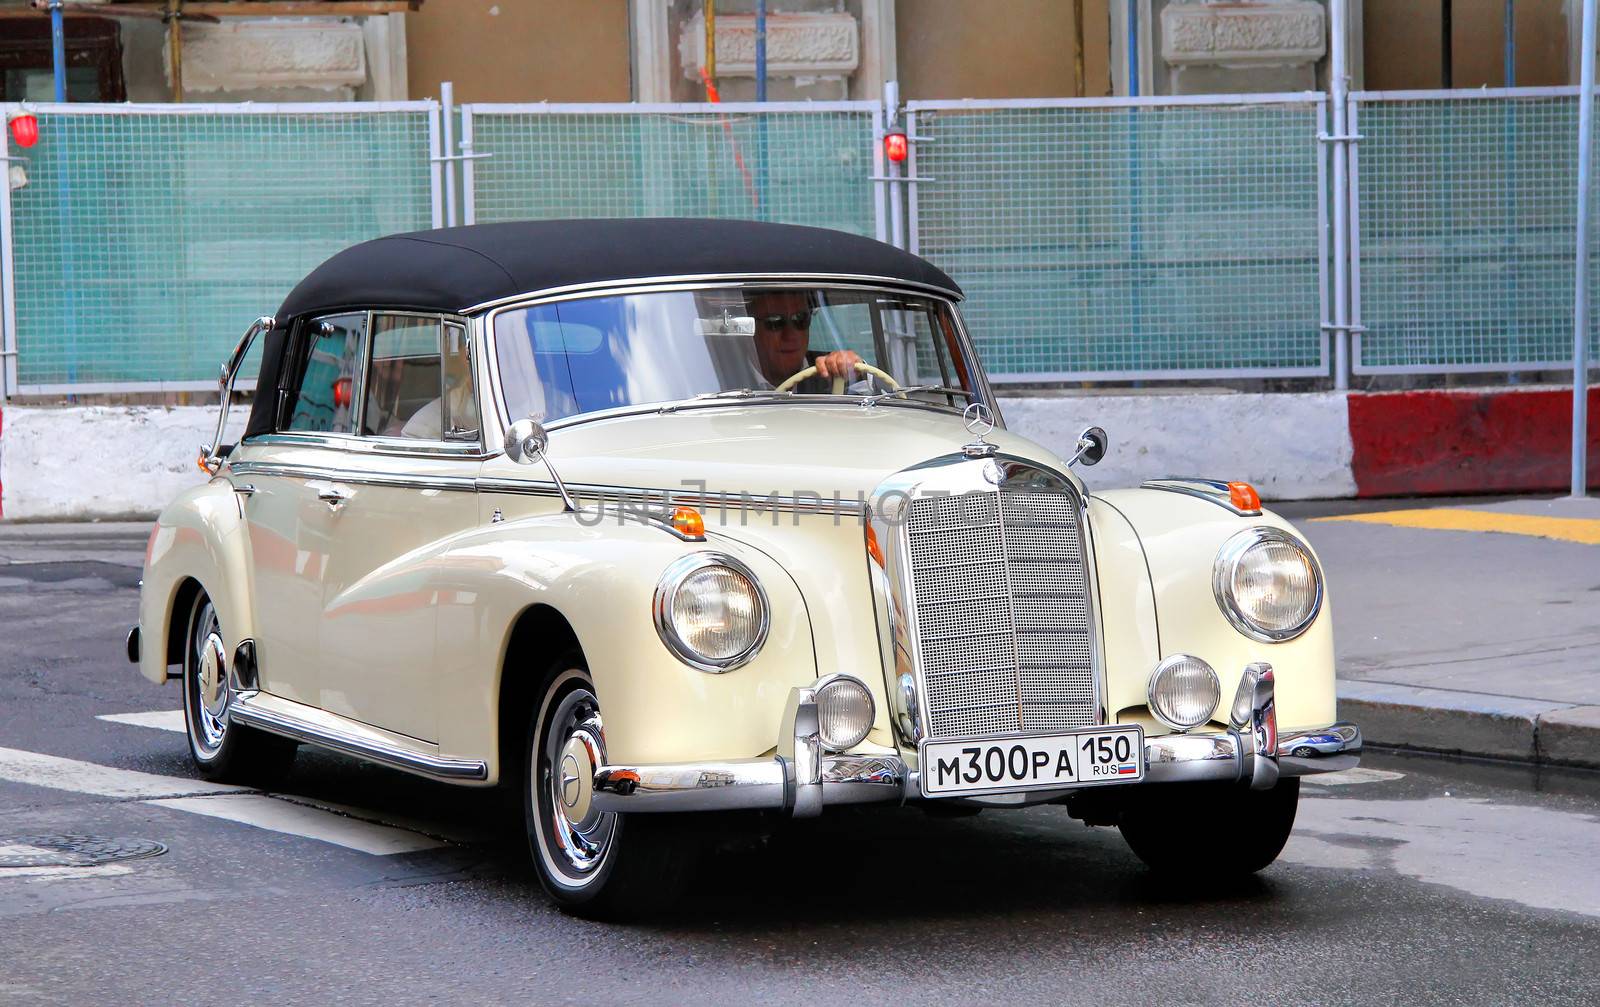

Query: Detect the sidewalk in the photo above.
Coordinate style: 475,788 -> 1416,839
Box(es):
1298,496 -> 1600,769
3,499 -> 1597,769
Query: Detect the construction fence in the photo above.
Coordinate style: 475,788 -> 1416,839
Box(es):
0,88 -> 1596,395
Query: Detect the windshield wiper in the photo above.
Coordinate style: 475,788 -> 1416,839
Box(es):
658,388 -> 794,414
856,384 -> 975,408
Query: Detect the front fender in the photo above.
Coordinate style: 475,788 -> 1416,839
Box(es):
431,512 -> 818,772
138,479 -> 254,685
1093,488 -> 1337,733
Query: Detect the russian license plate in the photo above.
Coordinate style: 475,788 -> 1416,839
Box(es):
919,726 -> 1145,798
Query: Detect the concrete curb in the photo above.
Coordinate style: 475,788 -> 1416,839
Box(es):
1340,680 -> 1600,770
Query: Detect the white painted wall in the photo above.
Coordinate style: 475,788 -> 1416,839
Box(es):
1001,391 -> 1357,501
0,392 -> 1356,520
1,406 -> 243,521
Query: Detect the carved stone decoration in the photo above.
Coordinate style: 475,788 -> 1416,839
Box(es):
1161,1 -> 1326,67
680,12 -> 859,79
173,21 -> 368,93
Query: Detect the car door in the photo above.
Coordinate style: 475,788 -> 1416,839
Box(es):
231,312 -> 368,709
316,313 -> 483,743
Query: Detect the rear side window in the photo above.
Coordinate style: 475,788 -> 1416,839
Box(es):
363,315 -> 481,442
284,313 -> 366,434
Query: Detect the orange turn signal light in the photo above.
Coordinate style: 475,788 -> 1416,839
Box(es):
1227,481 -> 1261,512
865,524 -> 885,567
671,506 -> 706,539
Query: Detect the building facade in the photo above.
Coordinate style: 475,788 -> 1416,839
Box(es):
0,1 -> 1582,107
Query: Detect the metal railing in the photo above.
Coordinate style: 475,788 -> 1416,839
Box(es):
903,93 -> 1329,382
1349,87 -> 1600,375
1,87 -> 1597,397
0,101 -> 440,395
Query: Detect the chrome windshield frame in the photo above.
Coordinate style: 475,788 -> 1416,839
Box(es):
479,276 -> 998,438
202,315 -> 275,475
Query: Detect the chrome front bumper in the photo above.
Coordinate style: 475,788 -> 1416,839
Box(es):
590,673 -> 1362,817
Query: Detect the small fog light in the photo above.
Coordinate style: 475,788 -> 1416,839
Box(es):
815,675 -> 875,751
1147,655 -> 1221,732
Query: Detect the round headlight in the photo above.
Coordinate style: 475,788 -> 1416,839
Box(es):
1213,527 -> 1323,642
1147,655 -> 1221,732
654,554 -> 769,672
815,675 -> 875,751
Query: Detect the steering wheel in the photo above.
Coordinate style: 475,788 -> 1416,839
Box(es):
774,360 -> 901,395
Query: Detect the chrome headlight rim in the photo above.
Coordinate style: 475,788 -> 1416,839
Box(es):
1146,653 -> 1222,732
1212,526 -> 1324,644
652,552 -> 770,674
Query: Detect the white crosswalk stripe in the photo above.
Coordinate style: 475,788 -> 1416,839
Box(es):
0,745 -> 446,857
96,710 -> 186,734
0,745 -> 243,799
148,795 -> 445,855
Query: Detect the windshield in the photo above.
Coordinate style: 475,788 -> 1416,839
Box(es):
493,285 -> 983,424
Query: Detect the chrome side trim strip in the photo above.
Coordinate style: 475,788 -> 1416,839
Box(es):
230,699 -> 488,782
477,477 -> 870,516
245,432 -> 490,459
227,460 -> 478,494
1140,477 -> 1264,516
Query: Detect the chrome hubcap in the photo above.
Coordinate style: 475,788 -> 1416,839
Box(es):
188,601 -> 230,756
536,680 -> 614,882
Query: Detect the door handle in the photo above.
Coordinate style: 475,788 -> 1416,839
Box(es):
232,483 -> 257,497
317,485 -> 353,510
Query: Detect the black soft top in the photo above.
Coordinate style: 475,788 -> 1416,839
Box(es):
245,219 -> 961,441
275,218 -> 961,319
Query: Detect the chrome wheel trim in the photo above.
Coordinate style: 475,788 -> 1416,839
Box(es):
185,598 -> 230,759
531,670 -> 617,888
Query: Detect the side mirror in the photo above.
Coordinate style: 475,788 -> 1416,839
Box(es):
504,417 -> 549,465
1070,426 -> 1108,467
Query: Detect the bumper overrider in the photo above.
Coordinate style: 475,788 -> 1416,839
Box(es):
591,664 -> 1361,817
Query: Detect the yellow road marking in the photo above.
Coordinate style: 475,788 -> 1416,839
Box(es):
1312,508 -> 1600,545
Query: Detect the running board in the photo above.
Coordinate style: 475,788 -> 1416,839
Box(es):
230,696 -> 488,782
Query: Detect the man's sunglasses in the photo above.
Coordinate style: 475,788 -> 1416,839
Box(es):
760,311 -> 813,332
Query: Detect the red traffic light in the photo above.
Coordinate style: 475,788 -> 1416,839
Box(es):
8,112 -> 39,149
884,131 -> 908,163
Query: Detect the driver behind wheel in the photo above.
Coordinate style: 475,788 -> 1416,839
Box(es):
748,291 -> 864,393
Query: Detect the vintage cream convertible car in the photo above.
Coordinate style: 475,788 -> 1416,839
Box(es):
129,219 -> 1360,917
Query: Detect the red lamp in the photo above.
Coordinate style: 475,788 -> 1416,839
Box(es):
8,112 -> 39,149
883,131 -> 908,163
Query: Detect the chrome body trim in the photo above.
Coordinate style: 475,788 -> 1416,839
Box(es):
477,476 -> 869,516
229,697 -> 489,782
226,460 -> 479,494
244,431 -> 490,459
463,272 -> 965,316
587,720 -> 1362,813
651,553 -> 772,674
1213,526 -> 1325,643
1140,477 -> 1264,516
202,315 -> 274,474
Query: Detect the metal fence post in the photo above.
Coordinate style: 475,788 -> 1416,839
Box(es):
440,81 -> 459,228
1573,0 -> 1596,497
1327,0 -> 1353,390
0,106 -> 18,399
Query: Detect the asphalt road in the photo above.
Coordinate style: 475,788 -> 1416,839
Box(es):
1,527 -> 1598,1006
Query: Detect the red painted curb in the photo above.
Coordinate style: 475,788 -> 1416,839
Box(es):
1348,386 -> 1600,497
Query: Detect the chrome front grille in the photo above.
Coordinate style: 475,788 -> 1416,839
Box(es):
907,483 -> 1096,740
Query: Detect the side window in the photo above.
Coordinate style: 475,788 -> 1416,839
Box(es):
441,322 -> 480,441
363,315 -> 441,437
284,313 -> 366,434
362,314 -> 480,442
